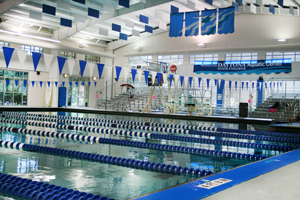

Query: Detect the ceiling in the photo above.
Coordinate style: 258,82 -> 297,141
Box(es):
0,0 -> 299,50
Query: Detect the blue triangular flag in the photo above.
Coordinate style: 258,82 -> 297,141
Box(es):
32,81 -> 35,87
214,79 -> 218,86
32,52 -> 42,71
23,80 -> 27,87
198,78 -> 201,87
189,77 -> 193,88
40,81 -> 43,87
55,81 -> 58,87
144,71 -> 149,84
277,82 -> 279,88
62,82 -> 65,87
5,79 -> 10,86
157,73 -> 162,85
3,47 -> 15,68
115,66 -> 122,82
280,82 -> 282,87
252,82 -> 254,90
48,81 -> 51,87
97,63 -> 105,79
15,80 -> 19,87
69,82 -> 72,87
235,81 -> 238,90
207,79 -> 210,89
180,76 -> 184,87
75,82 -> 78,87
82,81 -> 85,86
94,82 -> 97,87
79,60 -> 87,77
229,81 -> 232,90
273,82 -> 275,88
265,82 -> 268,89
270,82 -> 272,88
246,82 -> 248,90
170,74 -> 174,87
131,69 -> 137,83
57,56 -> 66,75
89,82 -> 91,87
242,82 -> 244,90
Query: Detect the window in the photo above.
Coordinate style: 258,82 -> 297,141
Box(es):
0,41 -> 9,49
60,51 -> 76,59
128,56 -> 152,66
266,52 -> 300,62
225,53 -> 258,64
22,45 -> 43,55
157,55 -> 183,65
190,54 -> 218,65
0,70 -> 28,106
85,55 -> 100,63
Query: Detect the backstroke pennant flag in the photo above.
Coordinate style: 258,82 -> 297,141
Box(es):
144,71 -> 149,84
32,52 -> 42,71
69,82 -> 72,87
17,49 -> 27,66
79,60 -> 87,77
31,81 -> 35,87
169,12 -> 184,37
131,69 -> 137,83
180,76 -> 184,87
170,74 -> 174,87
44,54 -> 54,72
218,7 -> 235,34
229,81 -> 232,90
3,47 -> 15,68
40,81 -> 43,87
185,11 -> 199,37
235,81 -> 238,90
55,82 -> 58,87
157,72 -> 162,84
198,77 -> 202,87
189,77 -> 193,87
94,82 -> 97,87
57,56 -> 67,74
201,9 -> 217,35
48,81 -> 51,87
97,63 -> 105,79
15,80 -> 19,87
207,79 -> 210,89
115,66 -> 122,82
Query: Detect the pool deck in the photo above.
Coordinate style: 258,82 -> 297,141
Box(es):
269,122 -> 300,133
134,149 -> 300,200
0,106 -> 274,125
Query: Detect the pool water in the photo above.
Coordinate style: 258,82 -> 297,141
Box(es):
0,112 -> 297,200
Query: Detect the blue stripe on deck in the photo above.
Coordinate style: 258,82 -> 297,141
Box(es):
135,149 -> 300,200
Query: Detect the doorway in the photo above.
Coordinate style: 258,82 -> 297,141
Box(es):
68,76 -> 90,107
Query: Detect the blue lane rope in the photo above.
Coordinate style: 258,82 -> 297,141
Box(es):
0,140 -> 214,177
1,119 -> 297,152
4,112 -> 298,139
2,115 -> 300,145
0,173 -> 113,200
1,126 -> 266,161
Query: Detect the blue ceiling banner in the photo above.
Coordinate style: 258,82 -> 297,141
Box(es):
15,80 -> 18,87
232,2 -> 239,12
189,77 -> 193,88
115,66 -> 122,82
229,81 -> 232,90
69,82 -> 72,87
201,9 -> 217,35
55,81 -> 58,87
180,76 -> 184,87
269,4 -> 275,14
94,82 -> 97,87
242,82 -> 244,90
42,4 -> 56,16
235,81 -> 238,90
131,69 -> 137,83
88,8 -> 99,18
32,52 -> 42,71
57,56 -> 66,75
169,12 -> 184,37
73,0 -> 85,4
97,63 -> 105,79
278,0 -> 284,7
32,81 -> 35,87
119,0 -> 129,8
207,79 -> 210,89
40,81 -> 43,87
194,60 -> 292,75
3,47 -> 15,68
6,79 -> 10,87
157,73 -> 162,85
62,82 -> 65,87
205,0 -> 213,5
198,78 -> 201,87
60,18 -> 72,27
144,71 -> 149,84
112,23 -> 121,32
185,11 -> 199,37
23,80 -> 27,87
145,25 -> 153,34
88,82 -> 91,87
119,33 -> 128,40
75,82 -> 78,87
48,81 -> 51,87
236,0 -> 243,5
170,74 -> 174,87
140,15 -> 149,24
218,7 -> 235,34
171,5 -> 179,13
79,60 -> 87,77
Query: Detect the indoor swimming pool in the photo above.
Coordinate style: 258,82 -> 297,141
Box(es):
0,111 -> 299,200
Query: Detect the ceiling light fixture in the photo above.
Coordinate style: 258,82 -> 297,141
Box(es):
63,74 -> 68,78
197,43 -> 206,48
278,39 -> 286,44
79,43 -> 89,48
133,46 -> 142,52
133,46 -> 140,49
92,76 -> 97,81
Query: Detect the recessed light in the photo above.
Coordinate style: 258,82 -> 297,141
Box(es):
278,39 -> 286,44
133,46 -> 140,49
79,43 -> 89,48
197,43 -> 206,48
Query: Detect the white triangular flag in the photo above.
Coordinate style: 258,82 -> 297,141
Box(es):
163,74 -> 168,85
17,49 -> 27,66
105,66 -> 112,81
174,75 -> 180,87
184,76 -> 188,88
44,54 -> 54,72
123,67 -> 130,82
137,69 -> 143,84
68,59 -> 75,75
151,71 -> 157,84
87,63 -> 95,77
